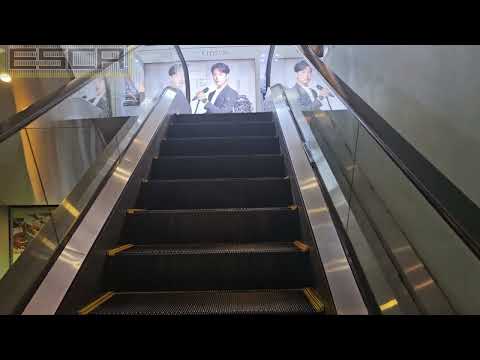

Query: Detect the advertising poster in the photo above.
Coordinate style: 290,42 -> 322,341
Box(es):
268,57 -> 347,111
9,206 -> 56,264
188,59 -> 256,114
144,59 -> 256,115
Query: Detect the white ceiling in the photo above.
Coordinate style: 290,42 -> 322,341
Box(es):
136,45 -> 270,63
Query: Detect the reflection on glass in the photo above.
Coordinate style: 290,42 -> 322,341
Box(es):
271,45 -> 473,313
167,63 -> 191,115
0,45 -> 158,288
266,46 -> 347,113
290,60 -> 333,111
79,77 -> 110,116
9,206 -> 56,265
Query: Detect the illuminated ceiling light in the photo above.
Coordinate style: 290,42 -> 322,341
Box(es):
0,73 -> 12,83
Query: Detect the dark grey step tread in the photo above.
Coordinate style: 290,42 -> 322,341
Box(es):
121,207 -> 300,244
167,122 -> 275,138
90,289 -> 317,315
145,177 -> 289,183
154,154 -> 283,160
163,135 -> 278,141
159,136 -> 280,156
107,239 -> 311,291
169,121 -> 274,126
136,177 -> 292,209
172,113 -> 273,122
127,206 -> 295,214
115,242 -> 303,256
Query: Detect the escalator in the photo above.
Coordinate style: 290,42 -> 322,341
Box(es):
0,45 -> 369,315
0,45 -> 378,315
5,44 -> 475,315
74,112 -> 324,315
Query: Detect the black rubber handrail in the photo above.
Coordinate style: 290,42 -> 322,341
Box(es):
174,46 -> 190,103
299,45 -> 480,259
265,45 -> 276,97
0,45 -> 139,144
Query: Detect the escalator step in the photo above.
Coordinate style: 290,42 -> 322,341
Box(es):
171,112 -> 273,123
136,177 -> 292,209
122,207 -> 300,244
159,136 -> 280,156
167,121 -> 275,138
150,154 -> 285,179
105,242 -> 311,291
87,289 -> 320,315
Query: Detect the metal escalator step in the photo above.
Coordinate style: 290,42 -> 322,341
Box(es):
150,154 -> 285,179
105,242 -> 312,291
113,242 -> 305,255
171,112 -> 273,123
88,289 -> 320,315
122,207 -> 300,244
136,177 -> 292,210
167,121 -> 275,138
160,136 -> 280,156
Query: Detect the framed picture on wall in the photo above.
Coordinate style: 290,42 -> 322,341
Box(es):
9,206 -> 57,265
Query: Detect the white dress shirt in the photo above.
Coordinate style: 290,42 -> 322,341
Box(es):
209,82 -> 227,104
298,82 -> 316,102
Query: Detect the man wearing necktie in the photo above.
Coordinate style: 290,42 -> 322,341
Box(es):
195,62 -> 239,113
291,60 -> 332,111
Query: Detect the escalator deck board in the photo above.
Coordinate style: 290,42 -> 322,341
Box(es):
90,289 -> 319,315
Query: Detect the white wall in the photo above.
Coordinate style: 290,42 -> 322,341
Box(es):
325,45 -> 480,208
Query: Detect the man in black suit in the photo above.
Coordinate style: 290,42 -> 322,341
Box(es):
168,63 -> 191,114
291,60 -> 332,111
195,62 -> 239,113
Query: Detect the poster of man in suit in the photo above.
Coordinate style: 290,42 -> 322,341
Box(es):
191,61 -> 254,114
194,62 -> 239,113
291,60 -> 333,111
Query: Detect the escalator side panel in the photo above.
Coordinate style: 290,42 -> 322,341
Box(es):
55,116 -> 174,314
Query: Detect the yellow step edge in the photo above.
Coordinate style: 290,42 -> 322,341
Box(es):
293,241 -> 310,253
107,244 -> 134,256
307,288 -> 325,313
307,290 -> 324,310
78,292 -> 115,315
303,288 -> 325,313
304,288 -> 324,313
127,208 -> 144,215
288,205 -> 298,211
